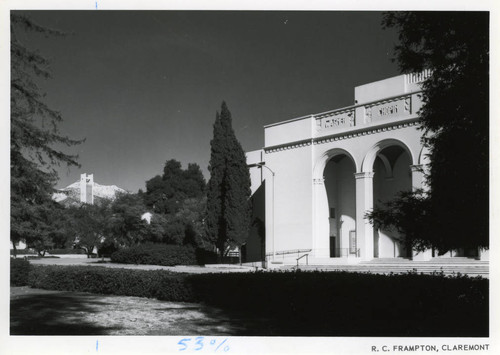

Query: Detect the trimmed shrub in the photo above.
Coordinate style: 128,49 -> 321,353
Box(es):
21,264 -> 488,337
10,249 -> 36,255
48,248 -> 85,255
97,241 -> 119,257
187,271 -> 489,336
195,248 -> 218,264
28,265 -> 194,301
110,243 -> 196,266
10,258 -> 33,286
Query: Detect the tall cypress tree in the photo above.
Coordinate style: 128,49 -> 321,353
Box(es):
206,102 -> 252,260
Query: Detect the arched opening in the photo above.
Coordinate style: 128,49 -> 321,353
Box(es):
324,154 -> 356,257
373,145 -> 412,258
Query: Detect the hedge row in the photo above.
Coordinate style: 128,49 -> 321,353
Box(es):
48,248 -> 85,255
10,258 -> 33,286
110,243 -> 197,266
188,271 -> 489,336
12,260 -> 489,336
10,249 -> 37,255
27,265 -> 193,301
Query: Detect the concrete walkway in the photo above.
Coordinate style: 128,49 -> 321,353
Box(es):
28,257 -> 255,274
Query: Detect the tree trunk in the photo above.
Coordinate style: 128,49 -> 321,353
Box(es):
12,243 -> 17,258
218,249 -> 224,263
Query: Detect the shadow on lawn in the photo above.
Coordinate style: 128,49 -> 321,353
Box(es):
10,290 -> 122,335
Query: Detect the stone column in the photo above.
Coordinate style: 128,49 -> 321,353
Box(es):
410,164 -> 432,260
313,178 -> 329,258
354,172 -> 374,260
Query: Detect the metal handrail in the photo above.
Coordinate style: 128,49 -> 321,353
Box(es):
266,248 -> 312,257
265,247 -> 361,261
296,253 -> 309,267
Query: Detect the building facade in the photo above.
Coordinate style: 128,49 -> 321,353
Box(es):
246,71 -> 471,264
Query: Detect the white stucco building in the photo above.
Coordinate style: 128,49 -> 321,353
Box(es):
246,71 -> 486,265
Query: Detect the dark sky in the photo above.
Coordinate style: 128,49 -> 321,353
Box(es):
18,10 -> 400,192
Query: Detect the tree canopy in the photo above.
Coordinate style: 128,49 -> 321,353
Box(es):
142,159 -> 207,248
10,14 -> 83,255
206,102 -> 252,259
68,200 -> 112,258
369,12 -> 489,254
144,159 -> 205,214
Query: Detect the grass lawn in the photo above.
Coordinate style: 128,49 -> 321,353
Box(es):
10,286 -> 270,336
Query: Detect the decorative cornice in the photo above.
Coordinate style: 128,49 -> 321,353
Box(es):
315,107 -> 355,120
313,119 -> 420,146
263,91 -> 423,130
264,119 -> 420,154
264,139 -> 312,154
364,94 -> 410,108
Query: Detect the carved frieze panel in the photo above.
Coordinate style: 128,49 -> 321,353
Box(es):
316,109 -> 355,131
365,96 -> 411,123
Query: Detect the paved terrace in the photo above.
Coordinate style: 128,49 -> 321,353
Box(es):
288,258 -> 489,278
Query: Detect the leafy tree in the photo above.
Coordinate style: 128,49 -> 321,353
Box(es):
68,201 -> 112,258
368,12 -> 488,254
142,197 -> 207,247
144,213 -> 170,243
20,201 -> 69,256
176,196 -> 207,247
144,159 -> 206,214
10,14 -> 83,256
108,193 -> 149,246
206,102 -> 252,260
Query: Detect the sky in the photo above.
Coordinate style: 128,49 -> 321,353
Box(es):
15,10 -> 401,192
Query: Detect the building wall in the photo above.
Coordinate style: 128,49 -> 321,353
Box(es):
245,183 -> 265,263
248,73 -> 430,262
264,145 -> 314,253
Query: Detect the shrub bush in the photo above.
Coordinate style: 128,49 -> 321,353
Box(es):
22,264 -> 488,337
110,243 -> 196,266
48,248 -> 85,255
10,249 -> 36,255
28,265 -> 194,301
97,241 -> 119,257
195,248 -> 218,264
10,258 -> 33,286
186,271 -> 489,336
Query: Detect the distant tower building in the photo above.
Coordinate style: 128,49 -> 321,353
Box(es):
80,173 -> 94,204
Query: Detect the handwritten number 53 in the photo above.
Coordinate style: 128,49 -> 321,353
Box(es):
178,337 -> 205,351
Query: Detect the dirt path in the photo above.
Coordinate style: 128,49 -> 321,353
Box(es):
10,287 -> 265,335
